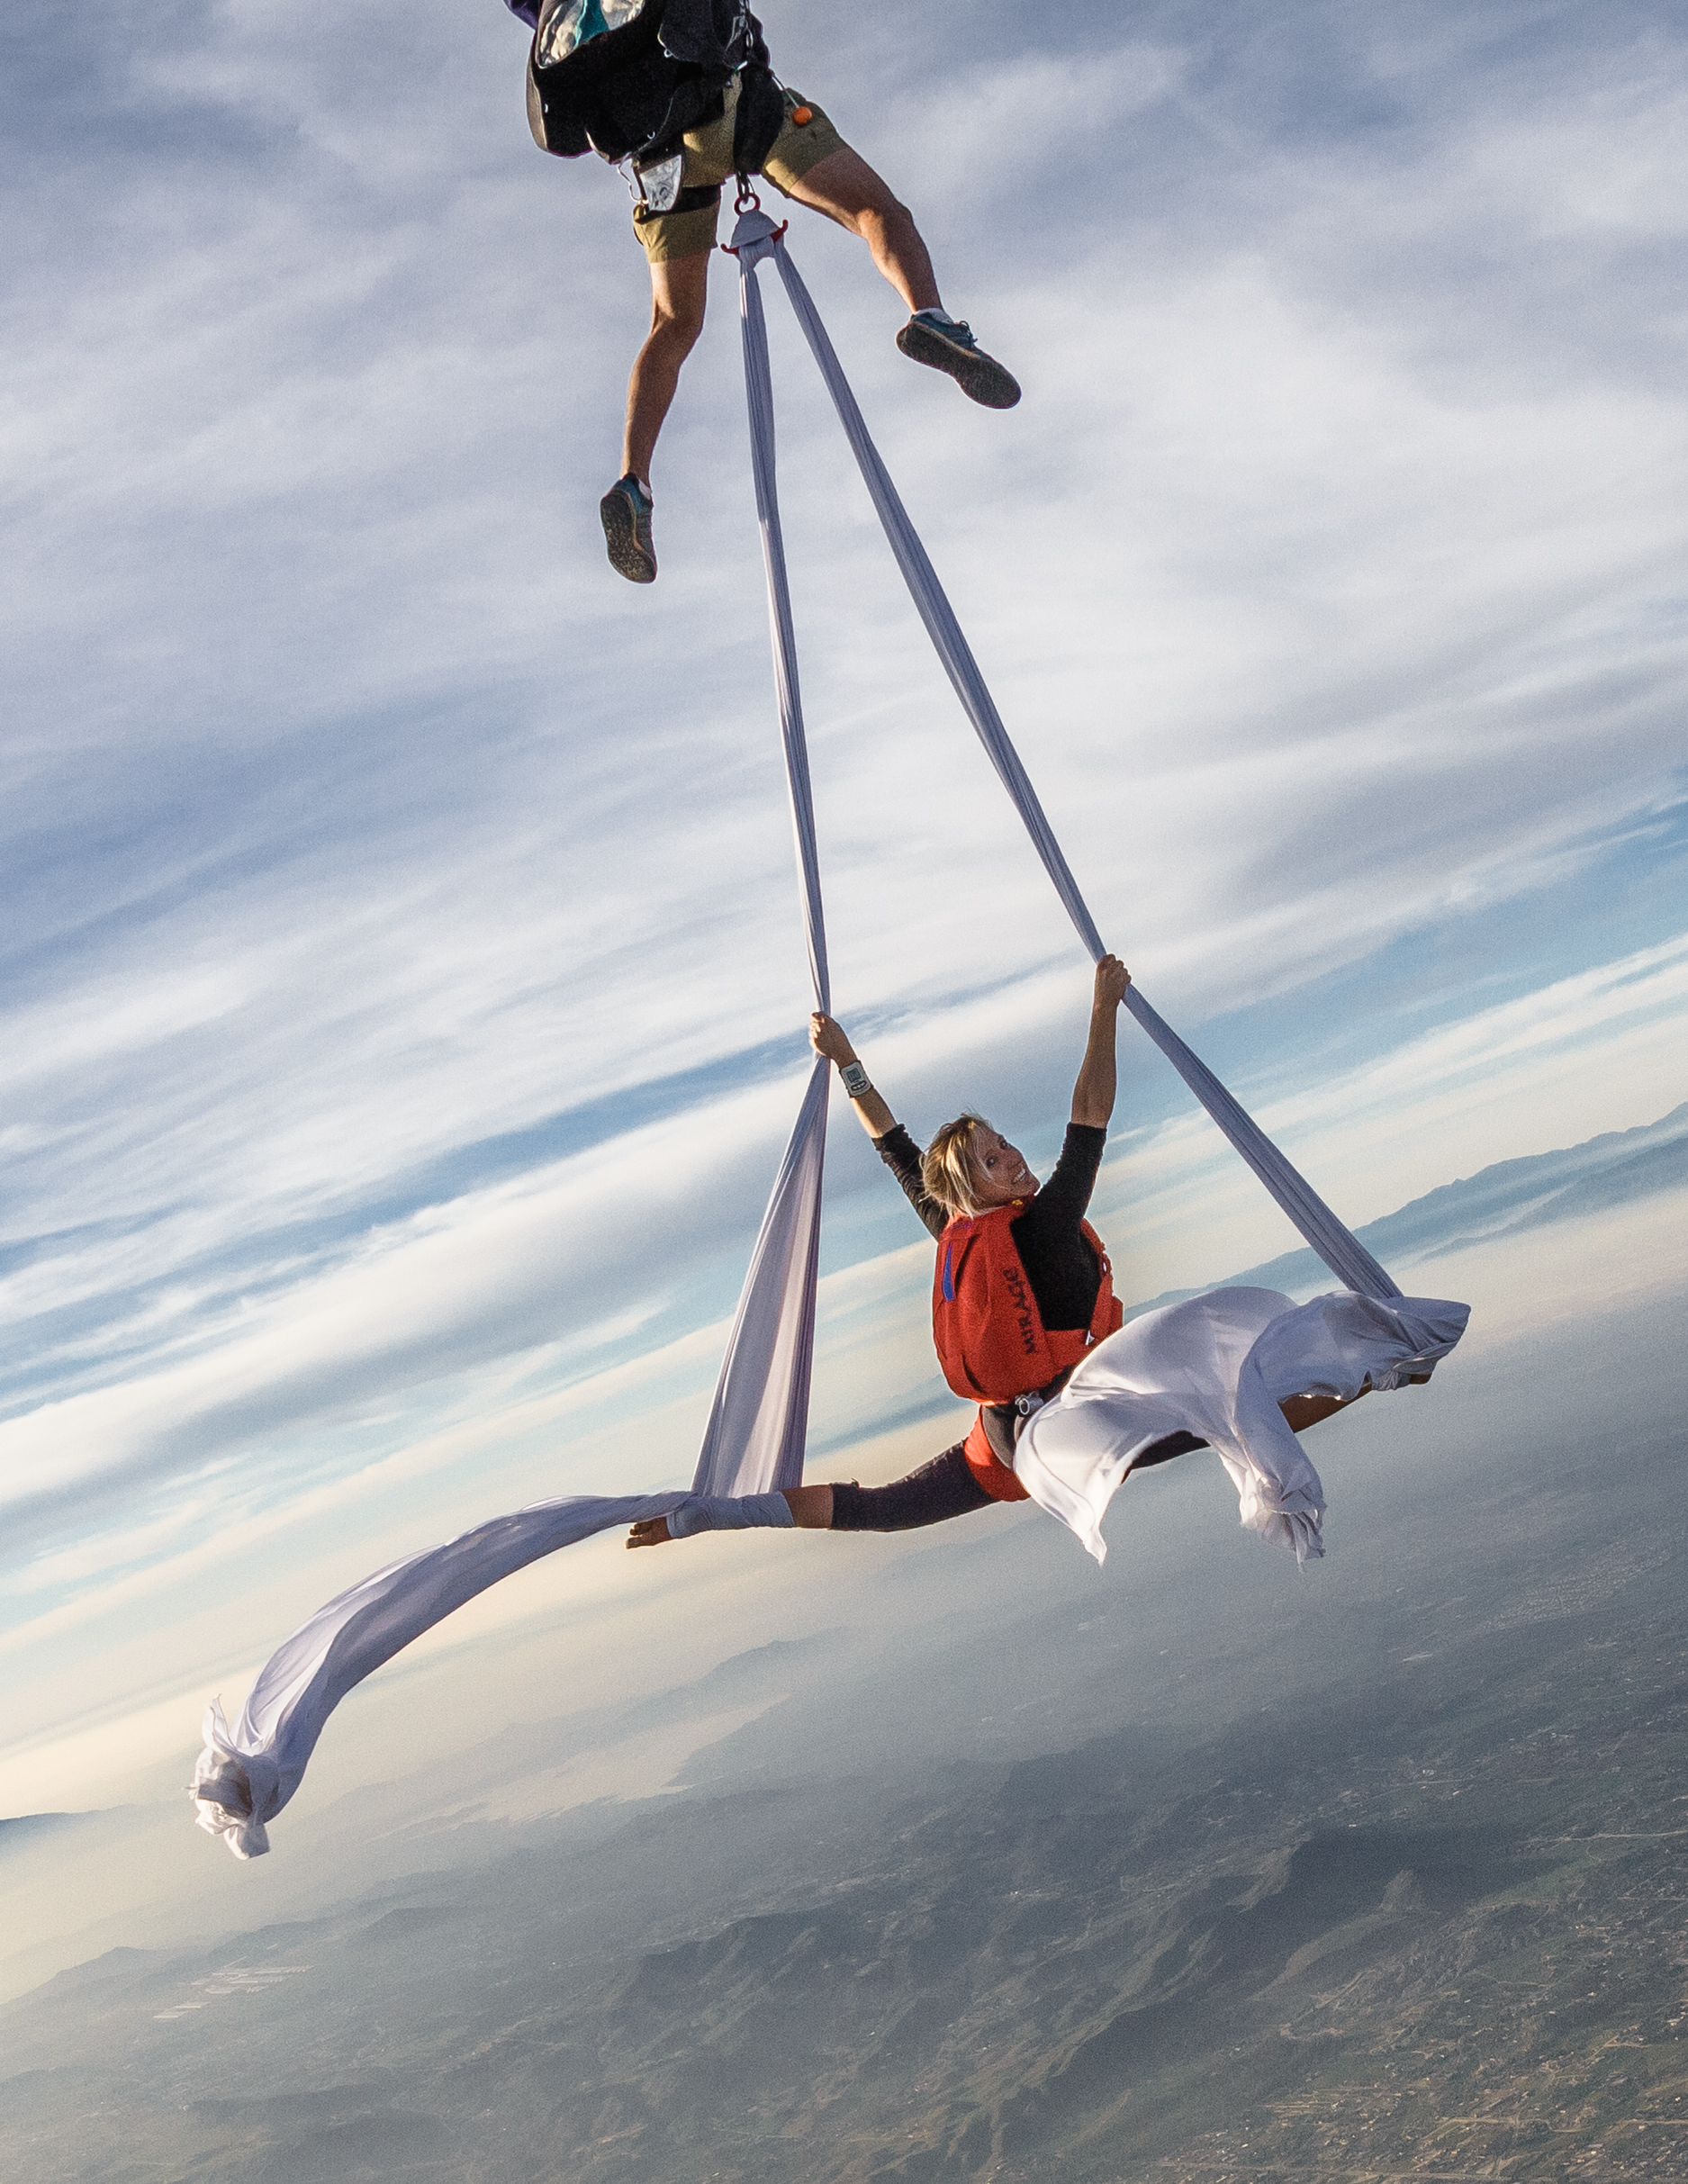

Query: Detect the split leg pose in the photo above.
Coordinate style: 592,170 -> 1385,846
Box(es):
629,960 -> 1363,1551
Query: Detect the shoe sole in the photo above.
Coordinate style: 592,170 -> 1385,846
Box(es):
896,321 -> 1022,409
600,489 -> 657,583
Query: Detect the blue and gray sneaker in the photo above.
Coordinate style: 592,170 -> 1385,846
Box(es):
600,473 -> 656,582
896,310 -> 1021,409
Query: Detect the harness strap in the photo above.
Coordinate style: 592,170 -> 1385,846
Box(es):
732,62 -> 789,181
979,1361 -> 1081,1467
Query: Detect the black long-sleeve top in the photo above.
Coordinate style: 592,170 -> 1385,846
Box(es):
873,1121 -> 1108,1332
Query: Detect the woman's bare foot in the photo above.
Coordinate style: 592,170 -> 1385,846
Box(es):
626,1516 -> 673,1548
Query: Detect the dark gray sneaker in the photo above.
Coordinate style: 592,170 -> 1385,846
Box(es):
896,311 -> 1021,409
600,474 -> 656,582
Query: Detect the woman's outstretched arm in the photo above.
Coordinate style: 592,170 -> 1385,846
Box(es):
1070,956 -> 1132,1128
627,1484 -> 834,1548
810,1012 -> 895,1138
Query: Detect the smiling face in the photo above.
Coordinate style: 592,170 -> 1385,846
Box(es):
969,1124 -> 1039,1208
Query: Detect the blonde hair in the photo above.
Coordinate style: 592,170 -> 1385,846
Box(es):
921,1113 -> 992,1220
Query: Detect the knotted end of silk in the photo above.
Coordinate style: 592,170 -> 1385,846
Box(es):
728,207 -> 784,268
191,1700 -> 280,1860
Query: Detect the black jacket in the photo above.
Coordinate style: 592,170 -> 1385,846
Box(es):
527,0 -> 772,164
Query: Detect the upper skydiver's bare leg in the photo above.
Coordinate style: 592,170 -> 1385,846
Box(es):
777,147 -> 941,313
618,137 -> 930,493
600,248 -> 712,582
782,147 -> 1020,410
620,248 -> 711,490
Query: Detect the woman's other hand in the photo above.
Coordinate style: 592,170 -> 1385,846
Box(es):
809,1011 -> 857,1064
813,1013 -> 897,1138
1072,957 -> 1130,1127
1093,954 -> 1132,1010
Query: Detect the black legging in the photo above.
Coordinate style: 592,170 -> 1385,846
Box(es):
827,1429 -> 1206,1532
829,1442 -> 991,1530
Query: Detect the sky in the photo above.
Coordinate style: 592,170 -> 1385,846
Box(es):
2,0 -> 1686,1948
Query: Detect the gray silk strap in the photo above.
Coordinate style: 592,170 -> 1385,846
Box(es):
728,207 -> 1400,1306
688,221 -> 835,1499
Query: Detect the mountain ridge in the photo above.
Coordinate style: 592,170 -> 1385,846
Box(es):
1127,1098 -> 1688,1316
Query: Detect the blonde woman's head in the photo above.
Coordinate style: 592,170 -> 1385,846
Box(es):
921,1116 -> 1040,1219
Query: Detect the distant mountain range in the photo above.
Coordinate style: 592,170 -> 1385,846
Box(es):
0,1814 -> 83,1853
5,1427 -> 1683,2184
1132,1099 -> 1688,1314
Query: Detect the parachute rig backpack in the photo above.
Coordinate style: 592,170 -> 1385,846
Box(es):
526,0 -> 784,171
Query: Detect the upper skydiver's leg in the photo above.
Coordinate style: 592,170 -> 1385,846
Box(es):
601,247 -> 712,582
771,142 -> 1021,411
777,145 -> 941,312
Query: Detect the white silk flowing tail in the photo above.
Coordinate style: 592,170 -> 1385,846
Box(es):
190,207 -> 842,1862
1016,1288 -> 1472,1566
191,1492 -> 688,1858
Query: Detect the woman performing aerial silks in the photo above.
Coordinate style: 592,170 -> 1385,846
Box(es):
629,955 -> 1399,1559
190,960 -> 1467,1856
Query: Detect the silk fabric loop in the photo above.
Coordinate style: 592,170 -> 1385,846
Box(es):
1015,1287 -> 1471,1568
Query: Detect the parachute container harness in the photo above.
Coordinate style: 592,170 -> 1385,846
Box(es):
191,202 -> 1467,1858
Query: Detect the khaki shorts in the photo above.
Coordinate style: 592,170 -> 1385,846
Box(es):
633,83 -> 846,264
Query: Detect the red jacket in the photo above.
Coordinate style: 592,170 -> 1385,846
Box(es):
932,1203 -> 1123,1500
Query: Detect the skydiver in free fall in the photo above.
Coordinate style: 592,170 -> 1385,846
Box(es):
502,0 -> 1021,582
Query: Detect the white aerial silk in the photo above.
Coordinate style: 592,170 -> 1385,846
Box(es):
190,212 -> 1467,1859
1017,1286 -> 1471,1566
690,226 -> 834,1498
193,1492 -> 691,1858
